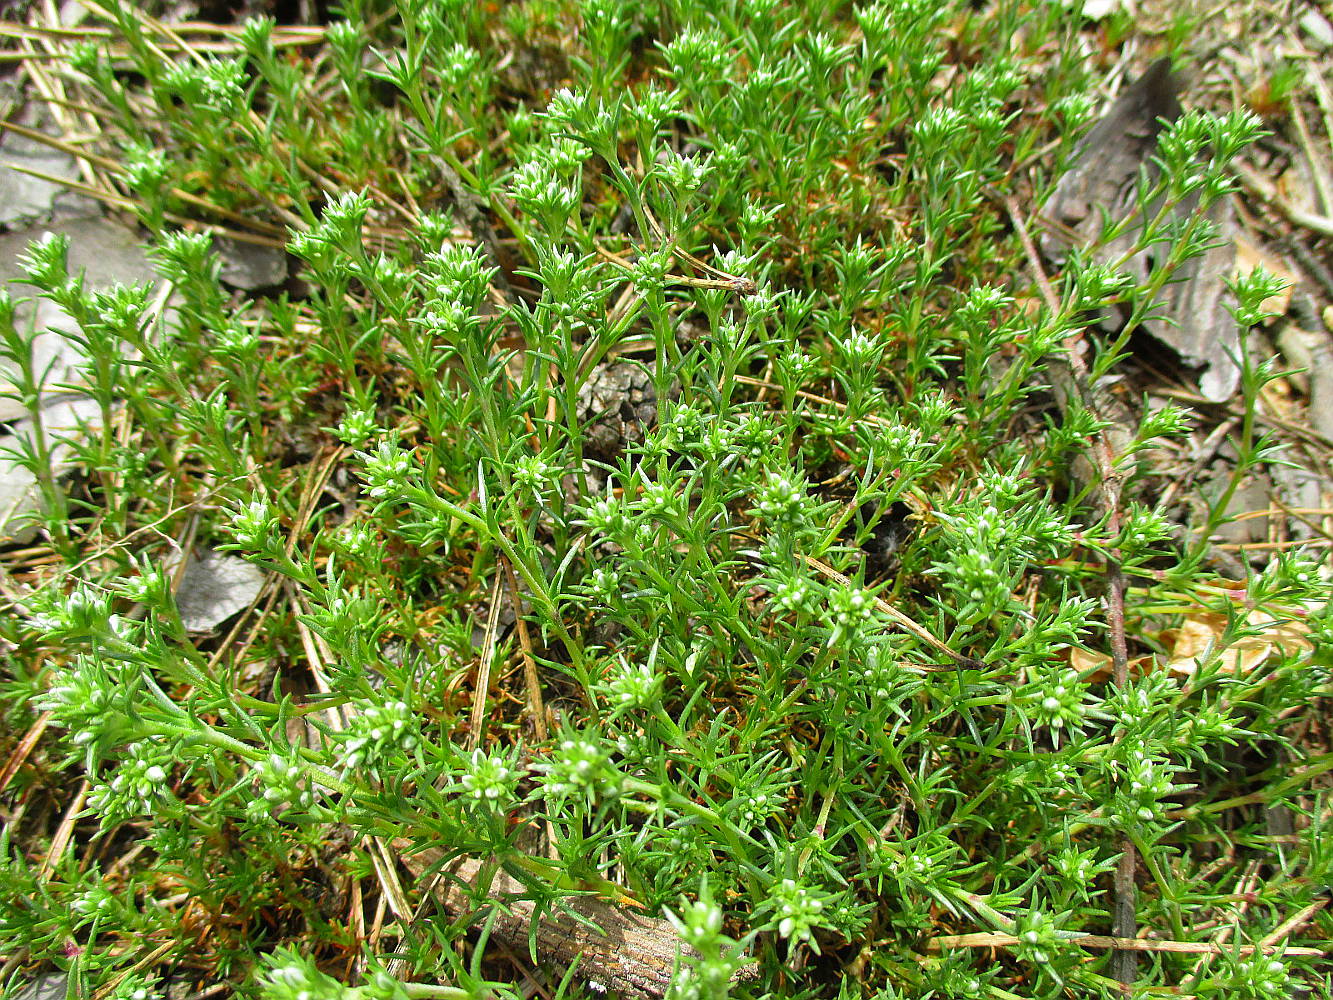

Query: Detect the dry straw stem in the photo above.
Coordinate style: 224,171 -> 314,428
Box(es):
0,18 -> 324,48
0,132 -> 287,248
468,570 -> 505,752
927,931 -> 1324,958
502,554 -> 548,742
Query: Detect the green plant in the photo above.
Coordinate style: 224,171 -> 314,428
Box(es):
0,3 -> 1328,1000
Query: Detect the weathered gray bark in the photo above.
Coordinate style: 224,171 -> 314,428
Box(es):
398,846 -> 698,1000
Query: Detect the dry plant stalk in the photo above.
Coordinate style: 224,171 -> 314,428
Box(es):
398,845 -> 741,1000
928,931 -> 1324,958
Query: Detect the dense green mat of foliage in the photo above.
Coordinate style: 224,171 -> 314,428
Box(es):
1,1 -> 1329,998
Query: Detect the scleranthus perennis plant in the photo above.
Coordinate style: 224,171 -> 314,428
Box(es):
1,1 -> 1329,999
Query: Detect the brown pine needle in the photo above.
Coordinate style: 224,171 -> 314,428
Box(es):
800,554 -> 981,670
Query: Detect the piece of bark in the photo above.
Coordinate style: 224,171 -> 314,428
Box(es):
397,845 -> 754,1000
1309,308 -> 1333,441
1042,59 -> 1243,402
1043,59 -> 1182,248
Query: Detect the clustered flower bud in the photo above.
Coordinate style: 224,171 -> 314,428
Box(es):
458,748 -> 517,805
87,740 -> 176,827
537,733 -> 622,802
339,700 -> 420,779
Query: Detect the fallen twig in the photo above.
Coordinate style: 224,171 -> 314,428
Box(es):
997,184 -> 1138,990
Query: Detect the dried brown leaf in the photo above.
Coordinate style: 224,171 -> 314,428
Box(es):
1160,611 -> 1312,676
